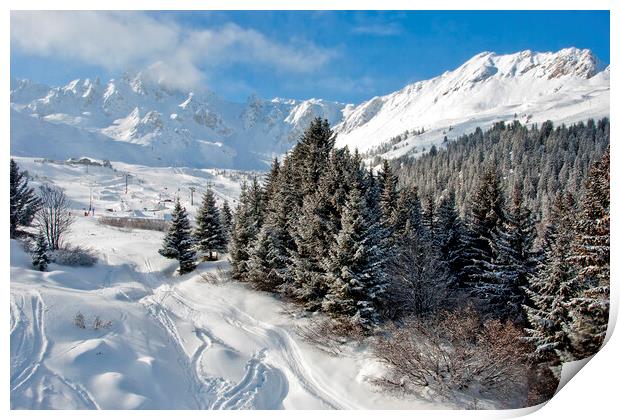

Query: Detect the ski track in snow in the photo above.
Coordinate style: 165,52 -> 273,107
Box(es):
10,290 -> 101,409
11,292 -> 48,393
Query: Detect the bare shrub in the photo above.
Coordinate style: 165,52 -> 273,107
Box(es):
98,216 -> 169,232
50,245 -> 97,266
373,306 -> 529,404
73,312 -> 86,329
199,266 -> 232,285
297,316 -> 366,356
37,184 -> 74,250
199,272 -> 219,285
92,316 -> 113,330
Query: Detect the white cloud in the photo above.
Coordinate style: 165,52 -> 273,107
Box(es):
352,22 -> 403,37
186,23 -> 334,73
10,11 -> 335,89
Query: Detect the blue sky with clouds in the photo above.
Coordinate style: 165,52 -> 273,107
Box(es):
11,10 -> 609,104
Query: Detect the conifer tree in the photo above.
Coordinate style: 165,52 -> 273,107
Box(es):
393,185 -> 424,239
378,160 -> 399,226
484,183 -> 538,322
525,193 -> 578,364
230,182 -> 256,281
220,200 -> 233,243
567,147 -> 610,358
435,190 -> 466,284
247,226 -> 289,292
462,164 -> 505,285
31,230 -> 50,271
289,117 -> 335,200
247,158 -> 296,292
290,188 -> 334,309
248,177 -> 265,231
159,199 -> 196,274
322,186 -> 386,327
194,188 -> 227,260
388,224 -> 449,317
10,159 -> 41,237
422,193 -> 437,244
263,157 -> 281,208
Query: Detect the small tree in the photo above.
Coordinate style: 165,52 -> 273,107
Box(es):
194,188 -> 227,260
220,200 -> 233,243
10,159 -> 41,237
159,199 -> 196,274
31,230 -> 50,271
36,184 -> 74,250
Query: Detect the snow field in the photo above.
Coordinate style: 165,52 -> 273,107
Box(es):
10,158 -> 447,409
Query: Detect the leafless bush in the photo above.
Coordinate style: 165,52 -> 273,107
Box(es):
98,216 -> 169,232
36,184 -> 74,250
92,316 -> 113,330
50,245 -> 97,266
373,306 -> 529,404
297,316 -> 366,356
199,272 -> 219,284
74,312 -> 86,329
199,266 -> 232,285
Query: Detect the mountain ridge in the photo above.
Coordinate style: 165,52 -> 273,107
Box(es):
11,47 -> 609,169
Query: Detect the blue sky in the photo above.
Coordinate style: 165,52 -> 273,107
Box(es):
11,10 -> 610,104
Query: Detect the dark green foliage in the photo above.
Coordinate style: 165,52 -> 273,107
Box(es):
194,188 -> 226,260
396,119 -> 610,226
219,200 -> 233,242
378,160 -> 399,226
484,183 -> 538,323
10,159 -> 41,237
159,199 -> 196,274
462,164 -> 505,286
392,185 -> 424,239
524,193 -> 578,364
435,190 -> 466,284
31,230 -> 50,271
567,147 -> 610,358
322,186 -> 387,326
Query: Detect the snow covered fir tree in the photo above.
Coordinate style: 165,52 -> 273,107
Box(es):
228,117 -> 610,404
10,158 -> 40,238
194,188 -> 227,260
31,230 -> 50,272
159,199 -> 197,274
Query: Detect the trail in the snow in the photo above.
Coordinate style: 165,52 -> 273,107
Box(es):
166,285 -> 347,409
10,292 -> 48,393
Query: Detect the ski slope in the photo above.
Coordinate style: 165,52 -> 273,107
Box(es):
10,157 -> 457,410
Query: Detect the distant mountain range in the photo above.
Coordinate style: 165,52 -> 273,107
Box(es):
11,47 -> 609,169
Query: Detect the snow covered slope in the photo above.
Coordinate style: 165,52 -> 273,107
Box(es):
10,157 -> 456,409
10,48 -> 609,168
333,48 -> 609,159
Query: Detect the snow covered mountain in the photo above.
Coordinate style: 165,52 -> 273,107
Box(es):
333,48 -> 609,160
11,48 -> 609,168
10,75 -> 346,169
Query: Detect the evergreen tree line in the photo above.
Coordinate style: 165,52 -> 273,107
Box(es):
229,117 -> 610,365
395,118 -> 610,231
158,189 -> 233,274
